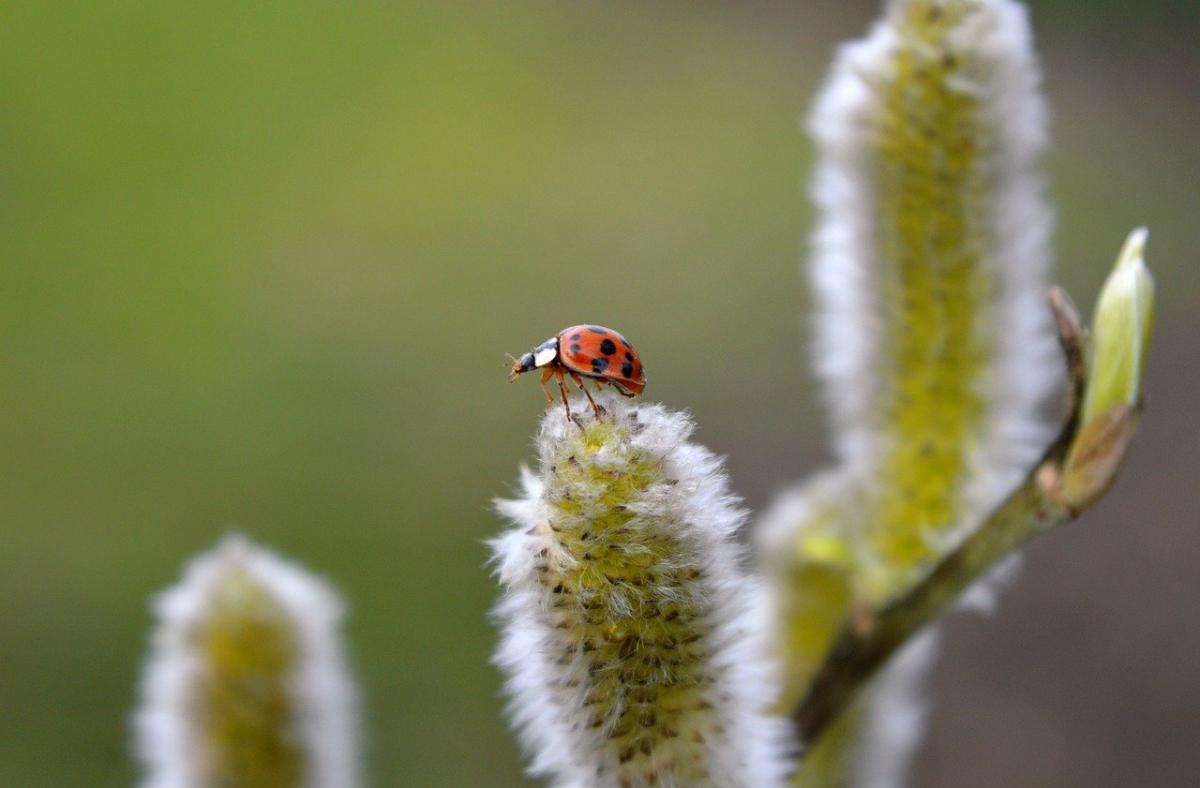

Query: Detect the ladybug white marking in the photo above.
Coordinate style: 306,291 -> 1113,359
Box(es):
532,340 -> 558,368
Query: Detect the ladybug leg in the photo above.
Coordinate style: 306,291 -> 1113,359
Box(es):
593,377 -> 632,400
539,368 -> 555,410
553,367 -> 575,424
569,371 -> 604,418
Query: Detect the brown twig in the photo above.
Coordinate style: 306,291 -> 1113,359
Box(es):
791,288 -> 1139,750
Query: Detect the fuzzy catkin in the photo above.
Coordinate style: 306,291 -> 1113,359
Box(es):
135,535 -> 359,788
492,392 -> 790,788
757,471 -> 855,713
762,1 -> 1059,785
808,0 -> 1057,599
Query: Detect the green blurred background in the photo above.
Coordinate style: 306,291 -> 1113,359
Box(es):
1,1 -> 1196,785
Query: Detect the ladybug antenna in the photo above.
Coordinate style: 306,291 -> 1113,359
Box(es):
504,353 -> 522,382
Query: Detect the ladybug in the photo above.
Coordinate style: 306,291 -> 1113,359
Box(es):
508,324 -> 646,419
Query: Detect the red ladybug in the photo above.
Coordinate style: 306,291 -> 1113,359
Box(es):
508,324 -> 646,419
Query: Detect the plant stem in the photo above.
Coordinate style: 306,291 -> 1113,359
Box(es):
792,286 -> 1142,750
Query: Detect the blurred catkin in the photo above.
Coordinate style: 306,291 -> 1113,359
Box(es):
761,0 -> 1058,784
492,392 -> 790,788
135,535 -> 359,788
807,0 -> 1057,599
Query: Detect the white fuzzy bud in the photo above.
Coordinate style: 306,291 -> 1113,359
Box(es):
808,0 -> 1058,596
492,392 -> 791,788
135,535 -> 360,788
765,2 -> 1060,784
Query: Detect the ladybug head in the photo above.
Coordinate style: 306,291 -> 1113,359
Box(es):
506,352 -> 536,381
507,337 -> 559,381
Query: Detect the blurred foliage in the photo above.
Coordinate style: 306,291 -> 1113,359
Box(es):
0,1 -> 1195,785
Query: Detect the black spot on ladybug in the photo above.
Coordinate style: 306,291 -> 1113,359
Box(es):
591,357 -> 610,374
570,343 -> 581,353
571,333 -> 582,341
624,351 -> 634,362
599,338 -> 617,356
621,361 -> 634,378
587,326 -> 609,335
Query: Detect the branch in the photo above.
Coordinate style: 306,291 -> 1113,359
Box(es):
792,287 -> 1141,747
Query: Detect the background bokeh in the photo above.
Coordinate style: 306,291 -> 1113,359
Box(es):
2,1 -> 1197,785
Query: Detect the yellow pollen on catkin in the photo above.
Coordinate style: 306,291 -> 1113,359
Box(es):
195,569 -> 303,788
534,413 -> 726,784
863,0 -> 992,600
